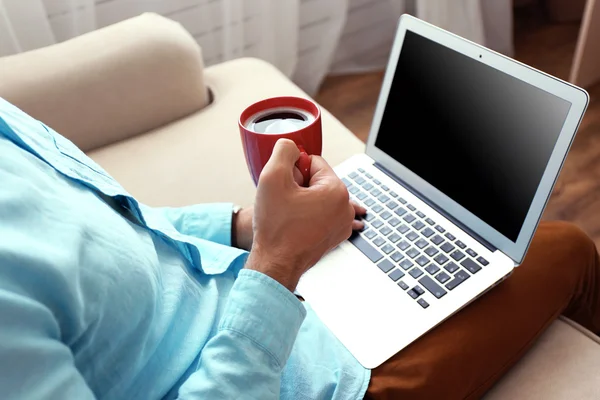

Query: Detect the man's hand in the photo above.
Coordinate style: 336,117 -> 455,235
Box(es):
233,202 -> 365,251
245,139 -> 365,291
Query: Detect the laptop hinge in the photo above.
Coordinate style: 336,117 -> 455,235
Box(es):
374,162 -> 497,252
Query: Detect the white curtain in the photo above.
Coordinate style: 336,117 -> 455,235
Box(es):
0,0 -> 513,94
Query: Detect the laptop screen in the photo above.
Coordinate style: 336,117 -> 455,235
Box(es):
374,30 -> 572,242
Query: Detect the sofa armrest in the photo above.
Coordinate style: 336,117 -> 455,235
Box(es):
0,13 -> 209,152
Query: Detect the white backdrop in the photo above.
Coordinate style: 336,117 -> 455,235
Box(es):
0,0 -> 513,94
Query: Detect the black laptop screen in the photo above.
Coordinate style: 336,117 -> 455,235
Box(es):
374,30 -> 571,241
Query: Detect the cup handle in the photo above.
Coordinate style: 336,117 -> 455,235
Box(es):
296,145 -> 311,187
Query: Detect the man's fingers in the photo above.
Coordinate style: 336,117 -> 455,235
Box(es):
352,201 -> 367,217
352,220 -> 365,231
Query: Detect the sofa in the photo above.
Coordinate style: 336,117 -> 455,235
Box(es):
0,13 -> 598,399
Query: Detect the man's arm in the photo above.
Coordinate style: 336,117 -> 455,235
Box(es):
175,139 -> 356,398
177,269 -> 306,399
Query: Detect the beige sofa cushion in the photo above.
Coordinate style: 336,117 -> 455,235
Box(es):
89,57 -> 365,207
485,317 -> 600,399
0,13 -> 209,152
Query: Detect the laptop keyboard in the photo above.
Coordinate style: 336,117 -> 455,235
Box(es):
343,168 -> 489,309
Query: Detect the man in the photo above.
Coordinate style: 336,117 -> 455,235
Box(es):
0,97 -> 599,400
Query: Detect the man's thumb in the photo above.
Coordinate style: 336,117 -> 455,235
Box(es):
269,139 -> 301,167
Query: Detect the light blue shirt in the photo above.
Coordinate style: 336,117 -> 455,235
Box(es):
0,98 -> 370,399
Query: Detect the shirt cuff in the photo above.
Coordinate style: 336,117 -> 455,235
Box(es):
159,202 -> 233,246
219,269 -> 307,368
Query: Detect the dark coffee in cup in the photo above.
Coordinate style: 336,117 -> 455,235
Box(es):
245,107 -> 315,134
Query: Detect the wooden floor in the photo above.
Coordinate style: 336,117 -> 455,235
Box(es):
316,7 -> 600,248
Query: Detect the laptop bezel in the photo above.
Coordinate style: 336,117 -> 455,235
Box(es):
365,14 -> 589,264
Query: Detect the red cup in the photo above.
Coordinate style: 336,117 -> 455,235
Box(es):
239,96 -> 322,186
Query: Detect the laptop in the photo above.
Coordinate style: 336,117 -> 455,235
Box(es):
296,14 -> 589,369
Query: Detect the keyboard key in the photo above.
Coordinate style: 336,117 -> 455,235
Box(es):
349,186 -> 359,194
431,235 -> 445,245
419,275 -> 447,298
379,226 -> 392,236
421,227 -> 435,238
341,178 -> 351,187
435,225 -> 446,233
394,207 -> 408,217
349,171 -> 358,179
365,173 -> 372,178
425,246 -> 439,257
388,233 -> 401,243
373,179 -> 381,185
381,185 -> 389,191
391,251 -> 404,262
406,247 -> 420,258
413,286 -> 425,296
388,268 -> 405,281
364,198 -> 375,207
386,200 -> 398,210
461,258 -> 481,274
412,220 -> 425,230
466,248 -> 478,257
407,204 -> 416,211
398,281 -> 409,290
362,182 -> 374,191
446,270 -> 470,290
370,188 -> 381,197
416,211 -> 426,218
388,217 -> 401,227
412,236 -> 426,248
403,214 -> 416,223
358,168 -> 365,173
371,219 -> 384,228
378,194 -> 390,203
349,235 -> 383,263
444,232 -> 456,241
377,259 -> 394,273
397,240 -> 410,251
425,218 -> 436,225
444,262 -> 460,273
373,237 -> 385,247
456,240 -> 467,249
380,211 -> 392,220
425,263 -> 440,275
355,176 -> 365,185
440,242 -> 455,253
415,255 -> 429,266
450,250 -> 465,261
417,298 -> 430,309
407,289 -> 419,299
357,191 -> 368,200
372,204 -> 383,213
406,231 -> 419,242
397,224 -> 410,234
400,259 -> 414,270
390,191 -> 398,198
381,244 -> 394,254
364,230 -> 377,239
477,257 -> 489,266
435,271 -> 451,284
398,197 -> 407,204
364,213 -> 376,222
434,254 -> 449,265
409,267 -> 424,279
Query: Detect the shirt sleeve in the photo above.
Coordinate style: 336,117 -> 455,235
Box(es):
0,288 -> 97,399
177,269 -> 307,399
157,203 -> 234,246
